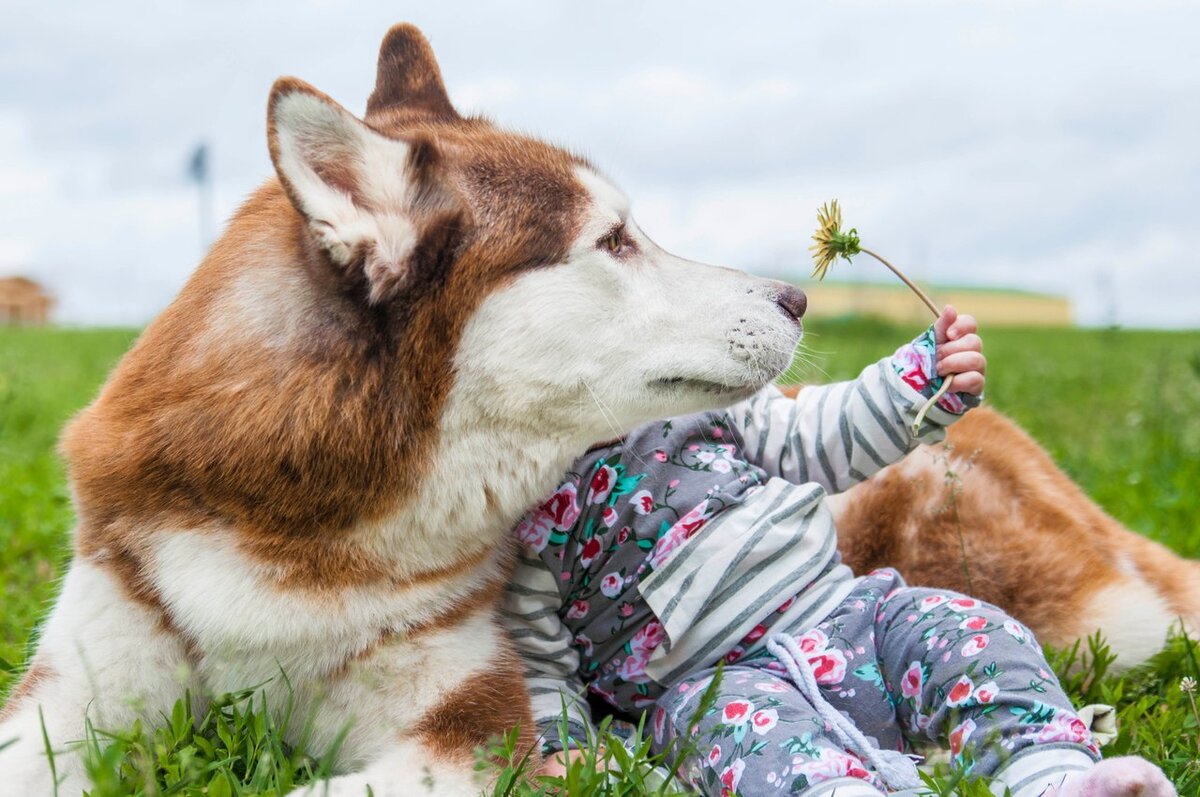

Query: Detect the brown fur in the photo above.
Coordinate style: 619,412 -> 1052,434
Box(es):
0,663 -> 54,723
415,639 -> 537,762
794,394 -> 1200,650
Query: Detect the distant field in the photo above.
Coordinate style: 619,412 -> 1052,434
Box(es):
1,320 -> 1199,792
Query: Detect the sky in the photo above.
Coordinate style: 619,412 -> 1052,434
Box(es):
1,1 -> 1197,328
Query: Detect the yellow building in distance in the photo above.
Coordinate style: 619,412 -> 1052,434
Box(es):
798,281 -> 1072,327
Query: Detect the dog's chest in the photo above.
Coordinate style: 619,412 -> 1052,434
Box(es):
146,525 -> 506,689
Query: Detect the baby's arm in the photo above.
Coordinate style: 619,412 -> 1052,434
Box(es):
734,306 -> 984,492
500,549 -> 595,759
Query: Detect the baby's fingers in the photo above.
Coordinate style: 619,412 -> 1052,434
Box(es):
937,351 -> 986,378
948,371 -> 985,396
937,333 -> 982,359
946,312 -> 978,341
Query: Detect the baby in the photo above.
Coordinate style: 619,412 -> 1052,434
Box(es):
502,307 -> 1174,797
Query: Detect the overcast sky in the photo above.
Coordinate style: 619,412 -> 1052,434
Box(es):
1,1 -> 1197,327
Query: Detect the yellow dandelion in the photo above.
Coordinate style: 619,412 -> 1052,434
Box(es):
806,199 -> 950,433
808,200 -> 861,281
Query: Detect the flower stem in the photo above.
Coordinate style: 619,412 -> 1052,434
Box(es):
859,247 -> 940,318
858,246 -> 955,431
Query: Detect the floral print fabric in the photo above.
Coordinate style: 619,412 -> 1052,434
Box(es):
651,570 -> 1099,796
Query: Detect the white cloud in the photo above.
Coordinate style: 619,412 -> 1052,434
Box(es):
0,0 -> 1197,327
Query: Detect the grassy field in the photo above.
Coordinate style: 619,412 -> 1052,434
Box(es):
1,320 -> 1199,794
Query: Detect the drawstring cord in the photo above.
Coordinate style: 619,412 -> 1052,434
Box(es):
766,633 -> 923,791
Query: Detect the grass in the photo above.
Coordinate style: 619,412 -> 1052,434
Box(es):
1,319 -> 1199,795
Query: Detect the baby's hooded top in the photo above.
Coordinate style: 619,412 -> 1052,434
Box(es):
501,329 -> 975,748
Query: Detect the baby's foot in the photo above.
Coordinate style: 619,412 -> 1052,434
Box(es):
1050,757 -> 1175,797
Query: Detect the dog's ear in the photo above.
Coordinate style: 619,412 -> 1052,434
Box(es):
268,77 -> 453,303
366,23 -> 458,121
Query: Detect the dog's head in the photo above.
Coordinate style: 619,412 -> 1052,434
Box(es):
65,25 -> 806,538
268,24 -> 805,441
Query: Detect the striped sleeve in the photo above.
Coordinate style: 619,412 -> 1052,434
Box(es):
732,356 -> 966,493
500,550 -> 594,752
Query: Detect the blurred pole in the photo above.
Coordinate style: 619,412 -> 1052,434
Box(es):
187,143 -> 213,253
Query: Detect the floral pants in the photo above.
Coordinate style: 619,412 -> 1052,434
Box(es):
649,570 -> 1099,796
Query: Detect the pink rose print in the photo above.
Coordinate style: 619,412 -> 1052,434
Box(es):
617,526 -> 630,544
711,427 -> 724,439
950,717 -> 977,758
948,597 -> 978,612
617,649 -> 650,682
653,706 -> 667,744
724,646 -> 745,664
707,744 -> 722,767
901,662 -> 924,698
544,482 -> 581,531
973,680 -> 999,705
894,344 -> 931,393
711,459 -> 732,473
791,748 -> 872,784
599,572 -> 624,598
961,634 -> 990,657
808,649 -> 847,685
1004,620 -> 1028,643
1034,712 -> 1091,746
697,450 -> 717,464
796,628 -> 829,654
619,602 -> 634,617
721,699 -> 755,725
719,759 -> 745,796
755,680 -> 791,694
513,510 -> 554,552
589,465 -> 616,504
573,634 -> 593,656
668,478 -> 680,488
580,537 -> 601,567
602,506 -> 618,527
946,675 -> 974,707
959,615 -> 988,631
938,391 -> 967,414
919,595 -> 947,612
630,620 -> 665,655
631,489 -> 655,515
751,708 -> 779,735
566,600 -> 590,620
742,623 -> 767,645
653,449 -> 668,463
647,499 -> 711,568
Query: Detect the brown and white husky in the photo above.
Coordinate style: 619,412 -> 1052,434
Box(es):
0,24 -> 808,796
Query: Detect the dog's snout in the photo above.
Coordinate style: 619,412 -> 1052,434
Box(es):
774,286 -> 807,324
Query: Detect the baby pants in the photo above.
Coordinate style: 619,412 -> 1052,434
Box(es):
649,569 -> 1100,796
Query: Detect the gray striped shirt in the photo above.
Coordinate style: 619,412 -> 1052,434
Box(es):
502,356 -> 965,743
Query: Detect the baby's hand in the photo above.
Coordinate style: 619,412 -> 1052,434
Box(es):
933,305 -> 985,396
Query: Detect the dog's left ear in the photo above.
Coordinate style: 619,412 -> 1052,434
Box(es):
268,77 -> 455,303
366,23 -> 458,121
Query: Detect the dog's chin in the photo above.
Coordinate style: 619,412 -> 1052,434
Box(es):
647,371 -> 773,406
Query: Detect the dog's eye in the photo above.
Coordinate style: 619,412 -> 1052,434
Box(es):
598,225 -> 630,256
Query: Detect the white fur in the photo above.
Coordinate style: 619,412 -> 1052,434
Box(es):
272,89 -> 418,283
1076,576 -> 1181,669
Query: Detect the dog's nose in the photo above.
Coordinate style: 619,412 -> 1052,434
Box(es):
775,286 -> 807,324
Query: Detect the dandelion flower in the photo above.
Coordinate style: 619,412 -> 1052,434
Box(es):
808,200 -> 861,281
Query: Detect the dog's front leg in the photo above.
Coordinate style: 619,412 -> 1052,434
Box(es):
0,559 -> 198,796
288,608 -> 537,797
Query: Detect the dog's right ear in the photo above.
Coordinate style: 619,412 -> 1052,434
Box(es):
366,23 -> 458,121
268,77 -> 445,303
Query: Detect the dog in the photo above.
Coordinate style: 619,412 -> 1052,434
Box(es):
0,24 -> 808,795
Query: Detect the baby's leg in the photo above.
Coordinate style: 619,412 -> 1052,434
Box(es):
651,665 -> 885,797
875,587 -> 1173,796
